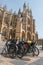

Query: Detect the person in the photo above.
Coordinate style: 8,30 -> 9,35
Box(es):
27,39 -> 32,45
32,39 -> 36,44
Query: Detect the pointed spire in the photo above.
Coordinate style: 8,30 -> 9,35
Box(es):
8,9 -> 12,14
30,9 -> 32,13
3,5 -> 7,10
10,9 -> 12,13
29,9 -> 32,16
3,5 -> 6,9
18,8 -> 21,14
23,2 -> 29,12
13,11 -> 16,15
23,2 -> 26,9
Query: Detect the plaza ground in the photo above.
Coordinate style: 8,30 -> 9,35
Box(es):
0,38 -> 43,65
0,50 -> 43,65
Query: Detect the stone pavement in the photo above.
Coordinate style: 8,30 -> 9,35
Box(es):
0,50 -> 43,65
0,38 -> 43,65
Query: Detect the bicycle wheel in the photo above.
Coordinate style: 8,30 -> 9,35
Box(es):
33,46 -> 39,56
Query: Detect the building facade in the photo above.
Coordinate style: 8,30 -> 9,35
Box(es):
0,3 -> 38,41
38,39 -> 43,45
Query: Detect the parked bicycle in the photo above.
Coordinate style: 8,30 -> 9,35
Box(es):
21,40 -> 39,56
1,39 -> 39,58
1,39 -> 24,58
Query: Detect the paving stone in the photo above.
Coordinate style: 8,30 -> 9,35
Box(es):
0,62 -> 14,65
10,59 -> 27,65
29,57 -> 43,65
0,59 -> 3,63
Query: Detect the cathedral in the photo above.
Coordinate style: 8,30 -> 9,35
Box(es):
0,3 -> 38,41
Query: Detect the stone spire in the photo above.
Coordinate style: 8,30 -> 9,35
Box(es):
3,5 -> 7,11
23,2 -> 26,9
23,2 -> 29,13
30,9 -> 32,14
9,9 -> 12,14
24,2 -> 29,9
18,8 -> 21,14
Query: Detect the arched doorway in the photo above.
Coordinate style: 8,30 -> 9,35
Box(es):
27,32 -> 31,40
22,31 -> 25,40
1,27 -> 7,41
2,27 -> 6,36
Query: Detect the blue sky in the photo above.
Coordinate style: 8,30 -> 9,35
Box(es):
0,0 -> 43,39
